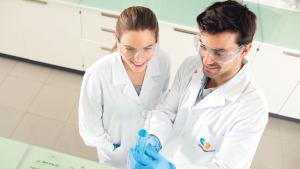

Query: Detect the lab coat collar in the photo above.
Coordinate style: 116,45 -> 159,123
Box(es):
111,52 -> 129,85
196,59 -> 251,109
139,53 -> 161,97
185,67 -> 204,108
111,51 -> 161,103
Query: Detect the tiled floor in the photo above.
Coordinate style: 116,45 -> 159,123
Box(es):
0,56 -> 299,168
0,56 -> 98,161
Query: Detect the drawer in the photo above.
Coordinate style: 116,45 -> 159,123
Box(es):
81,39 -> 112,70
81,8 -> 118,44
97,30 -> 116,46
99,11 -> 118,30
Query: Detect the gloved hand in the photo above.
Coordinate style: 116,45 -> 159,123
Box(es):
128,148 -> 148,169
143,145 -> 175,169
128,145 -> 175,169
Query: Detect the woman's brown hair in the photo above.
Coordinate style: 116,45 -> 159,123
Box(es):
111,6 -> 159,52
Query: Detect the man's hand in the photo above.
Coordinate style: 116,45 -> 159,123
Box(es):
128,145 -> 175,169
143,145 -> 175,169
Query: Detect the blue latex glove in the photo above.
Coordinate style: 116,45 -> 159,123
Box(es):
128,148 -> 149,169
143,145 -> 175,169
128,146 -> 175,169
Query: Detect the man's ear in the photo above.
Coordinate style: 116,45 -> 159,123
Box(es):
241,43 -> 252,58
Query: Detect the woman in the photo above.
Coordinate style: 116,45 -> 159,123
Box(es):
79,6 -> 170,168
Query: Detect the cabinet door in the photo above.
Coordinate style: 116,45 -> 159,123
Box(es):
279,80 -> 300,119
159,22 -> 198,84
81,8 -> 118,44
21,0 -> 82,70
81,40 -> 111,70
251,43 -> 300,114
0,0 -> 27,58
80,8 -> 118,69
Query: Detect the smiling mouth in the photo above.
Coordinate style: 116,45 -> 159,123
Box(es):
132,62 -> 145,67
204,66 -> 218,70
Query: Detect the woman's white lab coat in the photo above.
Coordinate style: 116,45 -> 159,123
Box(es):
146,56 -> 268,169
79,49 -> 170,168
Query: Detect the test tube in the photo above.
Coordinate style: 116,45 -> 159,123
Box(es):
127,129 -> 149,169
135,129 -> 148,155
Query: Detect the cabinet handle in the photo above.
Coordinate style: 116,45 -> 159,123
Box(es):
101,28 -> 116,34
101,12 -> 119,19
283,51 -> 300,58
24,0 -> 47,5
174,27 -> 197,35
101,46 -> 112,52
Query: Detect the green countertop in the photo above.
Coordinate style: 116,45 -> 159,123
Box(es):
60,0 -> 300,51
0,137 -> 116,169
0,137 -> 29,169
19,146 -> 116,169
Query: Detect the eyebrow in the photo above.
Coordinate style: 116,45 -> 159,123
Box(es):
214,48 -> 226,52
123,44 -> 155,49
200,40 -> 226,52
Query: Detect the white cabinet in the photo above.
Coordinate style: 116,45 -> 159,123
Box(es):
159,22 -> 198,84
80,8 -> 118,69
279,81 -> 300,119
0,0 -> 27,58
251,43 -> 300,115
0,0 -> 82,70
20,0 -> 82,70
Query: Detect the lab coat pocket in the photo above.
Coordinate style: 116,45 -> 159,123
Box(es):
96,143 -> 114,163
176,125 -> 224,165
107,114 -> 121,144
98,146 -> 127,169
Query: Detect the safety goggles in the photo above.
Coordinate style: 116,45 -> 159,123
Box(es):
117,43 -> 157,58
194,35 -> 244,63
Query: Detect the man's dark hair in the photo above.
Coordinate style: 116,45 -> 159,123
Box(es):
197,0 -> 256,46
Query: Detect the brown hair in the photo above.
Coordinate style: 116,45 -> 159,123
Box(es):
196,0 -> 256,46
111,6 -> 159,52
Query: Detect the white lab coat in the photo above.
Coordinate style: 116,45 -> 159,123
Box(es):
146,56 -> 268,169
79,49 -> 170,168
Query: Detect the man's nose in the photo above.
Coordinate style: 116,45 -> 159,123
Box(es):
201,52 -> 215,65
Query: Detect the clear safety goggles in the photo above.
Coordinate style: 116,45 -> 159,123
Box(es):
194,35 -> 244,63
117,43 -> 157,58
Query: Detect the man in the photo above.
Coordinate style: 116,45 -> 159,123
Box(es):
129,1 -> 268,169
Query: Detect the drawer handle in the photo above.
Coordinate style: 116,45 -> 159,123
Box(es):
101,46 -> 112,52
101,12 -> 119,19
174,27 -> 197,35
24,0 -> 47,5
283,51 -> 300,58
101,28 -> 116,34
